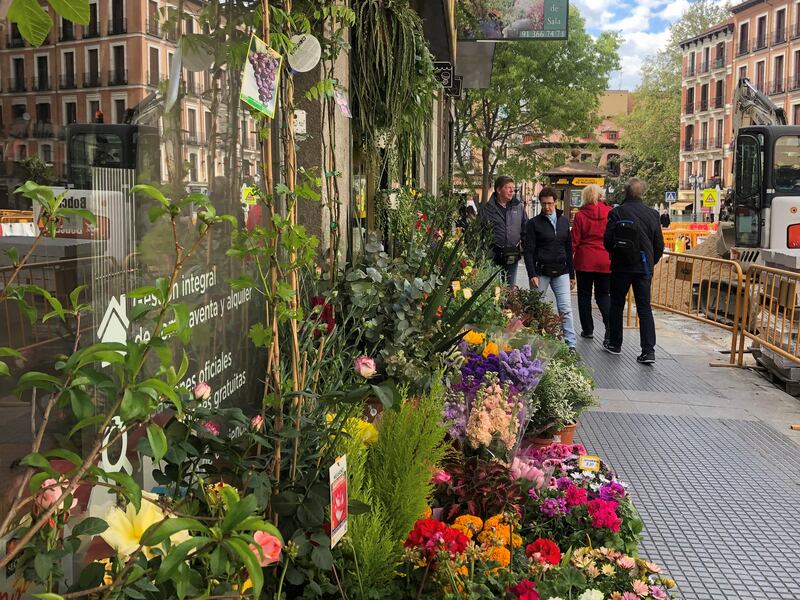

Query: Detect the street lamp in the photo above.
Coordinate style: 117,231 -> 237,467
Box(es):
688,174 -> 704,222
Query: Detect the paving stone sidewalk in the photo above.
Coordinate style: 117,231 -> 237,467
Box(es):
575,312 -> 800,600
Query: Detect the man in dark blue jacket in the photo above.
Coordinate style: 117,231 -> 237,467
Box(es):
523,187 -> 577,349
478,175 -> 527,286
603,178 -> 665,364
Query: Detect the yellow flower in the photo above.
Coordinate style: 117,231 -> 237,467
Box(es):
96,558 -> 114,585
486,546 -> 511,572
463,266 -> 473,275
326,414 -> 379,445
463,330 -> 485,346
422,506 -> 432,519
601,563 -> 616,577
452,524 -> 473,539
482,341 -> 499,358
478,514 -> 512,547
241,578 -> 253,592
512,533 -> 522,548
454,514 -> 483,534
100,494 -> 189,559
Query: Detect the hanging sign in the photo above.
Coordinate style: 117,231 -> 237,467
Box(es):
241,34 -> 283,118
433,61 -> 454,88
458,0 -> 569,41
329,455 -> 348,548
446,75 -> 464,98
287,34 -> 322,73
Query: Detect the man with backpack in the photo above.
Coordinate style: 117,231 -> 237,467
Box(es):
603,178 -> 665,364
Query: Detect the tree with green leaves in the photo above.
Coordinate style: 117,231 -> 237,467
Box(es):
454,7 -> 619,203
619,0 -> 731,205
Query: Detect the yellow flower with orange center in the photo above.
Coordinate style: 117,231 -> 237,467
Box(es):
463,330 -> 485,346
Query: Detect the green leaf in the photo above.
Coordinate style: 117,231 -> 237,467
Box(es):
59,207 -> 97,225
155,537 -> 210,583
248,323 -> 272,348
224,537 -> 263,600
0,347 -> 23,359
34,552 -> 52,582
140,517 -> 209,547
311,545 -> 333,570
28,471 -> 50,493
146,424 -> 168,463
46,0 -> 90,25
16,371 -> 62,394
77,561 -> 106,589
132,184 -> 169,206
221,495 -> 257,533
0,362 -> 9,377
9,0 -> 52,47
104,471 -> 141,511
69,388 -> 94,421
20,452 -> 56,474
72,516 -> 108,536
236,517 -> 284,542
69,285 -> 88,309
68,414 -> 105,438
34,594 -> 64,600
44,448 -> 82,466
121,388 -> 151,422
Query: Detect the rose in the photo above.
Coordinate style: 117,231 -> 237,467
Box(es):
250,531 -> 282,566
250,414 -> 264,431
508,579 -> 539,600
431,470 -> 451,485
193,381 -> 212,401
354,356 -> 377,379
36,479 -> 78,512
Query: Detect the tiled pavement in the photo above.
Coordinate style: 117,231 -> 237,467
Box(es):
574,312 -> 800,600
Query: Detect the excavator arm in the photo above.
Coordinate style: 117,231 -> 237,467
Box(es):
732,78 -> 787,141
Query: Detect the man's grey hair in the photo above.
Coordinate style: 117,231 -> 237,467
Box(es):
624,178 -> 647,199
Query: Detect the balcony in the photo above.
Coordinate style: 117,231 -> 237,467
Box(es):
770,79 -> 786,95
714,55 -> 726,69
774,29 -> 787,45
700,61 -> 710,74
685,64 -> 696,77
696,138 -> 708,151
147,20 -> 161,37
185,132 -> 199,145
685,102 -> 695,115
699,99 -> 709,112
83,71 -> 101,88
108,18 -> 127,35
108,69 -> 128,86
31,76 -> 51,92
59,25 -> 75,42
754,34 -> 768,51
7,34 -> 24,48
737,39 -> 749,56
32,122 -> 53,139
711,96 -> 724,109
790,77 -> 800,91
793,24 -> 800,39
9,119 -> 29,139
8,78 -> 26,93
684,139 -> 695,151
59,73 -> 77,89
165,27 -> 178,43
82,22 -> 100,39
147,71 -> 165,87
184,80 -> 200,96
710,137 -> 724,149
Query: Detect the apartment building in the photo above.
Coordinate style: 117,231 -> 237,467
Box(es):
0,0 -> 259,203
679,20 -> 734,207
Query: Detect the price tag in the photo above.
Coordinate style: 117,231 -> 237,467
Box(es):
329,455 -> 348,548
451,280 -> 461,296
494,286 -> 501,301
578,455 -> 601,472
462,288 -> 473,300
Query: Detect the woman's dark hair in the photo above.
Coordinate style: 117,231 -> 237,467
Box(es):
494,175 -> 514,191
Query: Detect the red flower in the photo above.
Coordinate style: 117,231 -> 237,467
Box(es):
509,579 -> 539,600
436,306 -> 443,318
415,220 -> 422,229
586,499 -> 622,532
404,518 -> 468,559
311,296 -> 335,337
525,538 -> 561,565
565,484 -> 588,508
460,259 -> 467,269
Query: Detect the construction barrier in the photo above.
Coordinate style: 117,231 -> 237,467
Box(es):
661,229 -> 712,253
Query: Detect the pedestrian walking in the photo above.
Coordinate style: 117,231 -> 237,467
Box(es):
603,178 -> 665,364
523,186 -> 577,349
478,175 -> 527,286
571,184 -> 611,342
659,209 -> 671,228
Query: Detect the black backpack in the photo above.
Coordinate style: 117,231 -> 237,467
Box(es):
609,218 -> 641,268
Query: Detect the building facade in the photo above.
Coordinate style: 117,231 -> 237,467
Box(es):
679,20 -> 734,209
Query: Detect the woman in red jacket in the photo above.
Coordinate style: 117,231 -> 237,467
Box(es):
571,184 -> 612,341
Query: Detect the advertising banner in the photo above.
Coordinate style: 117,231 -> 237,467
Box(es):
458,0 -> 569,41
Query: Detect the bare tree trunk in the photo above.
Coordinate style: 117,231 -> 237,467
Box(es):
481,146 -> 491,204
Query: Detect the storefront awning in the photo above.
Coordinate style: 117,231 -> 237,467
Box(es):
670,201 -> 692,211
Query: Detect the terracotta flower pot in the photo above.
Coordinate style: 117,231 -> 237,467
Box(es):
522,435 -> 555,449
555,423 -> 577,445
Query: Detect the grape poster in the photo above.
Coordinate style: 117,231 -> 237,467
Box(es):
241,35 -> 282,118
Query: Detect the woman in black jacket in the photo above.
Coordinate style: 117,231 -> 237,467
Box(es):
523,187 -> 577,349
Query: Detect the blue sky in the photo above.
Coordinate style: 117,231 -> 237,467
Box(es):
572,0 -> 715,91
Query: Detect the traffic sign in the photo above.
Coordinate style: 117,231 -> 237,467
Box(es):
702,188 -> 718,208
665,191 -> 677,203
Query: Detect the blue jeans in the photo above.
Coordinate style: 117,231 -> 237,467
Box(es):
535,274 -> 577,348
502,261 -> 518,287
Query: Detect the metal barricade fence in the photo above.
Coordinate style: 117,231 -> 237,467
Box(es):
736,265 -> 800,368
625,251 -> 745,361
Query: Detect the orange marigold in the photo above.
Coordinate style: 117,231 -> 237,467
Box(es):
452,524 -> 473,539
454,514 -> 484,533
422,506 -> 432,519
487,545 -> 511,569
478,515 -> 512,546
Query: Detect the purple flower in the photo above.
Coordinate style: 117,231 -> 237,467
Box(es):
599,481 -> 626,501
540,497 -> 567,518
443,398 -> 468,440
498,345 -> 544,392
556,476 -> 573,491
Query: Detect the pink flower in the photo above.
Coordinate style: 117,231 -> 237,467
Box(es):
250,414 -> 264,431
193,381 -> 212,401
622,593 -> 639,600
202,421 -> 221,436
631,579 -> 649,597
250,531 -> 282,566
36,479 -> 78,512
617,556 -> 636,569
431,470 -> 451,485
354,356 -> 377,379
650,586 -> 666,599
565,484 -> 588,507
510,457 -> 545,487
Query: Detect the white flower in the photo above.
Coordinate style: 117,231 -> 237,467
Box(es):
578,590 -> 604,600
547,597 -> 565,600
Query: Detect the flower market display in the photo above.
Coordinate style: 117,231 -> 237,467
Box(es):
0,5 -> 674,600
